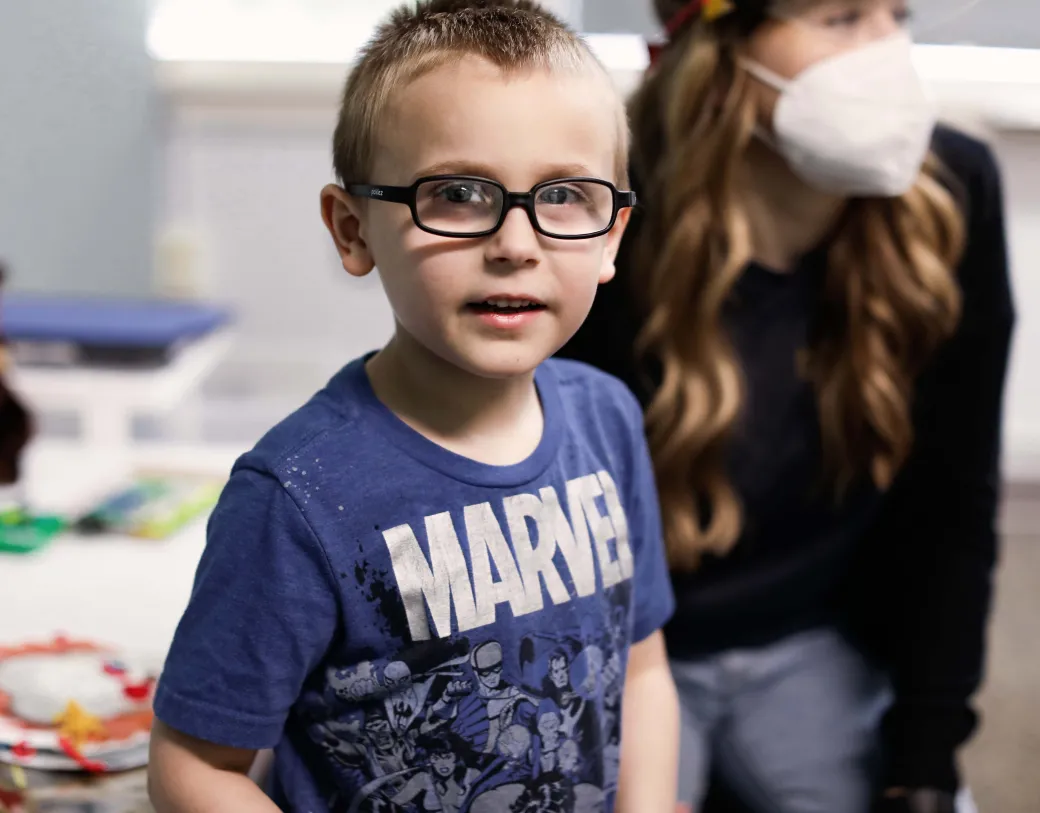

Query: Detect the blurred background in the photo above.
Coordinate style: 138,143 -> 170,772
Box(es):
0,1 -> 1036,810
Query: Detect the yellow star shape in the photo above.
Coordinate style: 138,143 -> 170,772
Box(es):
53,701 -> 106,748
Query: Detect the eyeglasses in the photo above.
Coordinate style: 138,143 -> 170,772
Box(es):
346,175 -> 636,240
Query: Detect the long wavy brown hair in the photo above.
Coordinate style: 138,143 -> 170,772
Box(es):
632,2 -> 966,570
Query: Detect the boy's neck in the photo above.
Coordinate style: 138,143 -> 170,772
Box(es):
365,331 -> 545,466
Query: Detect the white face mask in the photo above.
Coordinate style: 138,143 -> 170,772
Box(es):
743,32 -> 937,198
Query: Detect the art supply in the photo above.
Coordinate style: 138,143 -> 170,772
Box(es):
0,508 -> 64,555
75,472 -> 222,540
0,637 -> 157,776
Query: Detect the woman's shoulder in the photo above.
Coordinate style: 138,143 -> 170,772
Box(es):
931,124 -> 1011,289
931,124 -> 1003,218
929,124 -> 1015,339
932,124 -> 998,172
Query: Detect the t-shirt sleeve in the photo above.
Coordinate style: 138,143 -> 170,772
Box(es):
618,387 -> 676,643
153,466 -> 339,750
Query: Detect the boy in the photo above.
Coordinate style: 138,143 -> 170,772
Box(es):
147,2 -> 679,811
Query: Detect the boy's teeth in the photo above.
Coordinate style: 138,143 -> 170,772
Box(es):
487,299 -> 532,307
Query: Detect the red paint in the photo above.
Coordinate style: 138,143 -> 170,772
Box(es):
123,681 -> 151,701
9,741 -> 35,759
58,737 -> 106,773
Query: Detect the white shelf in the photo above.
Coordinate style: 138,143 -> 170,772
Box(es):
9,330 -> 234,447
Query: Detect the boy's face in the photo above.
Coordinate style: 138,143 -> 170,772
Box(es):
323,56 -> 629,380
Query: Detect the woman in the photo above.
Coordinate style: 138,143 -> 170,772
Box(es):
558,1 -> 1015,812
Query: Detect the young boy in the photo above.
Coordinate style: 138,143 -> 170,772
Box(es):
147,2 -> 679,811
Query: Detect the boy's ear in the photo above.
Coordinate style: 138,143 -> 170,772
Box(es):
599,206 -> 632,285
321,185 -> 376,277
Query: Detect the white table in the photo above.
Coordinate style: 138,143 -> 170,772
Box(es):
7,330 -> 233,449
0,440 -> 242,656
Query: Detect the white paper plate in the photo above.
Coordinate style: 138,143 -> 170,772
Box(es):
0,638 -> 157,773
0,739 -> 150,772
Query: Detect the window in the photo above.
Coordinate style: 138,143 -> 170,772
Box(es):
148,0 -> 588,62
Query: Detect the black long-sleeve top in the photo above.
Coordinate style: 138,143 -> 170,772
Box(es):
556,126 -> 1016,792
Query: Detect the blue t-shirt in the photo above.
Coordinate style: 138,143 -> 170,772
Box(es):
154,356 -> 675,813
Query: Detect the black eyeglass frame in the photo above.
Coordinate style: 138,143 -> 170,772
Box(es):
346,174 -> 637,240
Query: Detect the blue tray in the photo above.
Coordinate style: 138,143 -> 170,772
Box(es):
1,295 -> 232,348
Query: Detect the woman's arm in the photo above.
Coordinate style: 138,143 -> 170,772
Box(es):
148,720 -> 280,813
863,130 -> 1016,796
616,630 -> 680,813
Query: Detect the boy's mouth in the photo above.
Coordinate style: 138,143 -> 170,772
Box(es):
466,297 -> 547,315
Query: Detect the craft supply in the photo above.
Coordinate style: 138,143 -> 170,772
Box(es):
56,737 -> 106,774
0,508 -> 63,555
53,702 -> 106,749
0,762 -> 27,813
7,763 -> 151,811
75,472 -> 222,540
0,638 -> 156,775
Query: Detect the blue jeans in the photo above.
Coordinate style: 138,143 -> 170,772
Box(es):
672,627 -> 892,813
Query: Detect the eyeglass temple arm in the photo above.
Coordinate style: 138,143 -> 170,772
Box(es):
345,184 -> 412,204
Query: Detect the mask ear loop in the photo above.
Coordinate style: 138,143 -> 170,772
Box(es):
739,58 -> 789,92
736,58 -> 788,148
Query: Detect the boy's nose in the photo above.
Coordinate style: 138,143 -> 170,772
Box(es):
485,207 -> 541,269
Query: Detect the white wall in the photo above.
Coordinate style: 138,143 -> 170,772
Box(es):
0,0 -> 157,296
587,0 -> 1040,47
999,132 -> 1040,475
157,59 -> 1040,478
161,103 -> 393,398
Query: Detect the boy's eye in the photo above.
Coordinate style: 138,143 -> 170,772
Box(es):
537,185 -> 587,206
432,182 -> 495,205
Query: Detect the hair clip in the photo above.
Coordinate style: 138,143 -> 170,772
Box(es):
646,0 -> 737,66
703,0 -> 736,22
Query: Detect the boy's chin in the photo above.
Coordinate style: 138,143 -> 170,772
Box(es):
454,345 -> 553,381
461,359 -> 544,381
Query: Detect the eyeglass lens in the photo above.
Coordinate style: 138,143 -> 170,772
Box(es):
414,178 -> 616,237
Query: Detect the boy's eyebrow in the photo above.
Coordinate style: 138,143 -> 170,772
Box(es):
411,160 -> 600,184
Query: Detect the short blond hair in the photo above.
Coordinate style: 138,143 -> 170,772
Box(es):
333,0 -> 629,186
